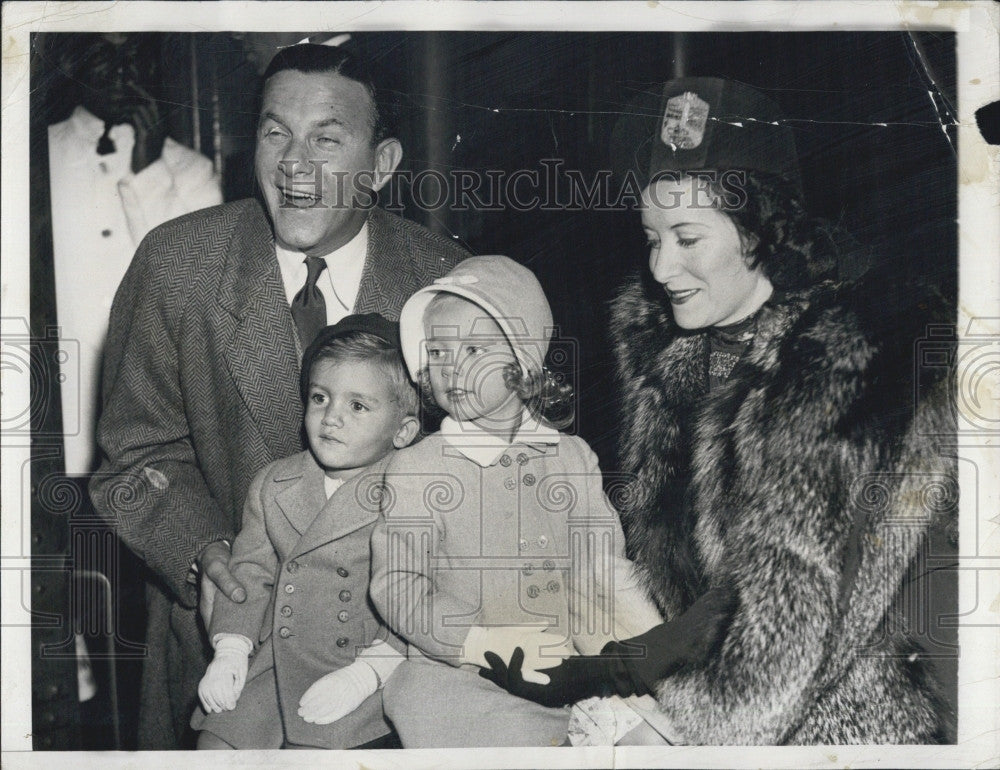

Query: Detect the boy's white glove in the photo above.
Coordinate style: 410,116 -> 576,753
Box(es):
198,634 -> 252,713
297,641 -> 404,725
462,626 -> 572,685
298,660 -> 379,725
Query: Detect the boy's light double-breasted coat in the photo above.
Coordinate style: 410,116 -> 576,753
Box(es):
193,450 -> 403,749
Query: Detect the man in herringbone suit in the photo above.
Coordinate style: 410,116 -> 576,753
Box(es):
90,43 -> 468,748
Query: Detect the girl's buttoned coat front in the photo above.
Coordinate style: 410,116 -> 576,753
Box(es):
371,432 -> 661,666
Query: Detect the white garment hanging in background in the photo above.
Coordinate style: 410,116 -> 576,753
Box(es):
48,106 -> 222,475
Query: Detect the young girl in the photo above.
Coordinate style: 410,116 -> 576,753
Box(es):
369,255 -> 674,747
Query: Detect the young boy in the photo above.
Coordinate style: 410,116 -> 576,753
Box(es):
191,314 -> 418,749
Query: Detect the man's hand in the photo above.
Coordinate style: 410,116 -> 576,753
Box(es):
198,541 -> 247,630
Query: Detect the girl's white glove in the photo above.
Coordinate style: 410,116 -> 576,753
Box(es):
298,660 -> 379,724
462,626 -> 573,684
198,634 -> 252,713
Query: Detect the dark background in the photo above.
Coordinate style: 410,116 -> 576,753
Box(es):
29,31 -> 957,749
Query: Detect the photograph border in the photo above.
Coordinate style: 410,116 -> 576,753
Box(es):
3,2 -> 998,768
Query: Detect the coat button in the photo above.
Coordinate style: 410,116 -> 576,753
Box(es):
516,453 -> 529,465
286,561 -> 299,573
547,581 -> 560,593
500,455 -> 512,467
337,567 -> 349,578
537,535 -> 548,548
504,478 -> 516,490
284,584 -> 294,594
279,627 -> 291,638
543,559 -> 555,571
521,564 -> 534,576
519,538 -> 529,551
336,637 -> 349,648
280,605 -> 292,617
526,584 -> 540,599
338,610 -> 350,622
101,228 -> 112,238
339,590 -> 352,602
523,474 -> 536,486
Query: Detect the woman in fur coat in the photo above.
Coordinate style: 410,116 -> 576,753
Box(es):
483,77 -> 956,745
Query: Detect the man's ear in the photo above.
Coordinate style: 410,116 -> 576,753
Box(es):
392,415 -> 420,449
372,138 -> 403,192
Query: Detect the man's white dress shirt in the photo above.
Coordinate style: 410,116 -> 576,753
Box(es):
274,221 -> 369,329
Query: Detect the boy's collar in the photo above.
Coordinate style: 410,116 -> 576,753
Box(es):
323,474 -> 346,499
273,449 -> 390,483
440,411 -> 560,467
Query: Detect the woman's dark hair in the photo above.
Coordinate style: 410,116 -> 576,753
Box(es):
651,169 -> 838,291
262,43 -> 399,144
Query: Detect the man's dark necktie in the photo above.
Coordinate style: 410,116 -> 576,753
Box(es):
291,256 -> 327,348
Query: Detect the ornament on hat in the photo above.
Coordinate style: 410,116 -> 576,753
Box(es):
661,91 -> 710,151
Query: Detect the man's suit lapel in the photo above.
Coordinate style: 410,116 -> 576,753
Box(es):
216,202 -> 303,455
354,208 -> 412,318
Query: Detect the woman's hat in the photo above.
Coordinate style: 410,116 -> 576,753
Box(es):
611,77 -> 801,192
398,256 -> 553,381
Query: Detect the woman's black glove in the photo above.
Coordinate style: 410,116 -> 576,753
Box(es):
480,586 -> 734,707
480,646 -> 627,708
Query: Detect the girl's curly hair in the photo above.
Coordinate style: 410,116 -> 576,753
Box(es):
416,361 -> 575,431
502,363 -> 575,430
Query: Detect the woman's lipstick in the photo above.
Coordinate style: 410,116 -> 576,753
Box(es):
666,288 -> 699,304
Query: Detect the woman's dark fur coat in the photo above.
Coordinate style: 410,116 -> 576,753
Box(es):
610,270 -> 956,744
